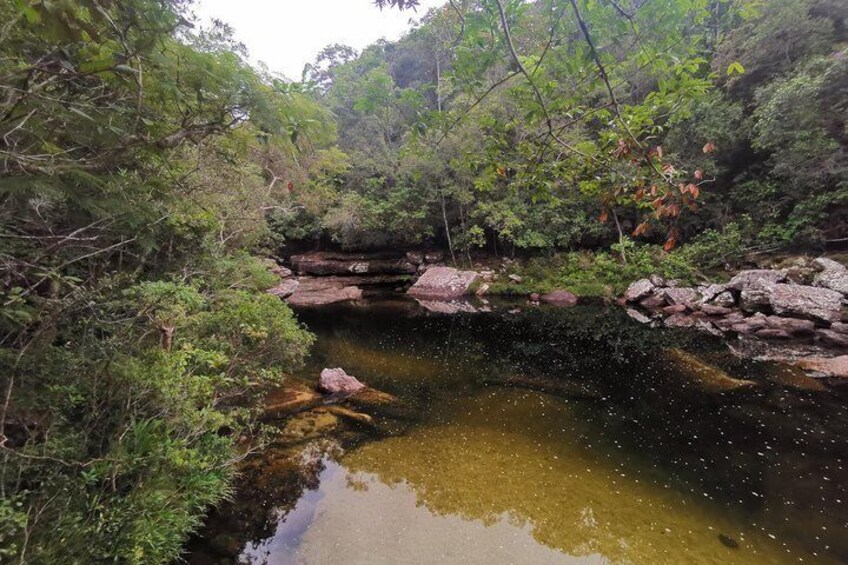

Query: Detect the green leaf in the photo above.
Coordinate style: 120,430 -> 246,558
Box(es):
727,61 -> 745,76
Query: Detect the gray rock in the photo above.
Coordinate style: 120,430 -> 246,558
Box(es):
768,283 -> 843,324
663,287 -> 699,306
739,281 -> 772,313
508,274 -> 523,284
626,309 -> 652,324
814,263 -> 848,296
712,291 -> 737,308
424,251 -> 444,263
318,368 -> 365,395
727,269 -> 787,291
406,251 -> 425,265
813,257 -> 846,272
408,266 -> 479,300
699,284 -> 727,304
624,279 -> 655,302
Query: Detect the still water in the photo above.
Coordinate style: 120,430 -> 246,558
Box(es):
189,300 -> 847,565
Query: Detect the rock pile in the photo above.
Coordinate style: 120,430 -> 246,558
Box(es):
623,260 -> 848,348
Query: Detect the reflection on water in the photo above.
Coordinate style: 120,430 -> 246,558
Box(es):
188,300 -> 848,565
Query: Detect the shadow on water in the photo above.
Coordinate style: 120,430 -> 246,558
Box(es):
186,299 -> 848,565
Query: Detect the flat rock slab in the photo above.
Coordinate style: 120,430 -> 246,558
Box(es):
286,276 -> 365,307
407,266 -> 479,300
795,356 -> 848,378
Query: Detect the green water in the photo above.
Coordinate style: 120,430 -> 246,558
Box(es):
189,300 -> 848,565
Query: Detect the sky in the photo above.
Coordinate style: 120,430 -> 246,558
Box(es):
192,0 -> 446,80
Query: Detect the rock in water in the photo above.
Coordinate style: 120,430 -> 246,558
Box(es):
407,266 -> 479,299
661,348 -> 757,394
318,368 -> 365,395
540,289 -> 578,306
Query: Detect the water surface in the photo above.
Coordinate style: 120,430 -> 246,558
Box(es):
189,300 -> 847,565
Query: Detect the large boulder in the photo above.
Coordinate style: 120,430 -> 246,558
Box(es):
318,368 -> 365,395
407,266 -> 479,300
767,283 -> 842,324
813,257 -> 848,296
624,278 -> 655,302
726,269 -> 787,291
540,289 -> 578,306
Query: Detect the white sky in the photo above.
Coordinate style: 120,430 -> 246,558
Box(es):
192,0 -> 446,80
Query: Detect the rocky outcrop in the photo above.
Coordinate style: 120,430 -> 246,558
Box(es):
620,260 -> 848,351
317,367 -> 365,395
407,266 -> 479,299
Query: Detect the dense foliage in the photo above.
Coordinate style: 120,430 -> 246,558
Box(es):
0,1 -> 321,561
276,0 -> 846,258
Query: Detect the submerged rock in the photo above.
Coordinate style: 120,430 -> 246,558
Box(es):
325,405 -> 375,427
407,266 -> 479,299
263,385 -> 323,419
661,348 -> 757,394
318,368 -> 365,395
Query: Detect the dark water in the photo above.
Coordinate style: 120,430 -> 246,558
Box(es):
189,300 -> 848,565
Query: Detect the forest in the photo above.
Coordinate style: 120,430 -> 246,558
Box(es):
0,0 -> 846,562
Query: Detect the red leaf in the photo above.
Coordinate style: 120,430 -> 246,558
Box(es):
694,169 -> 703,180
702,141 -> 716,154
